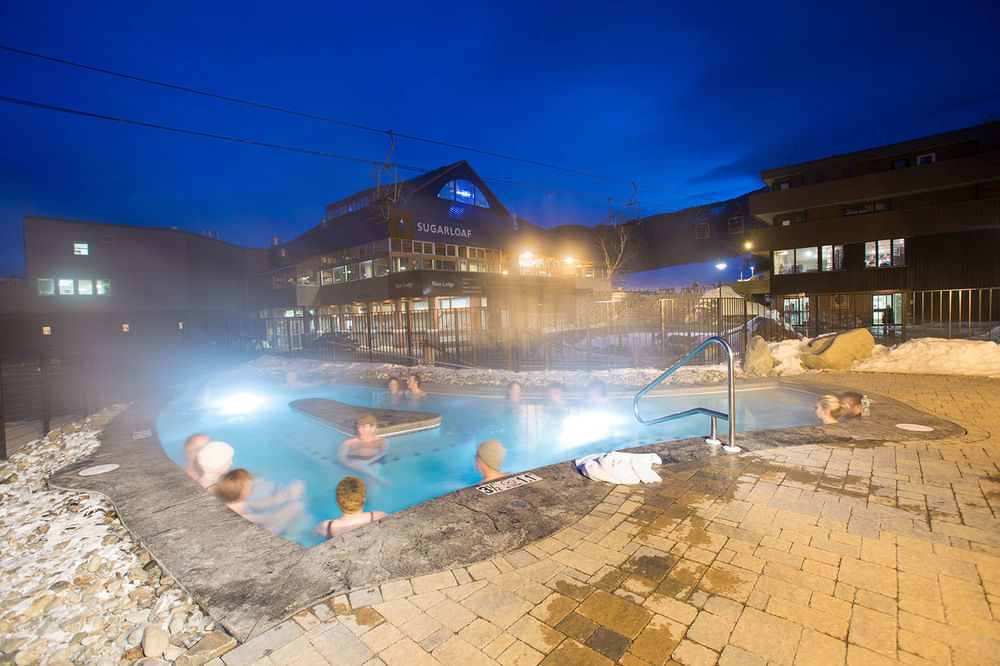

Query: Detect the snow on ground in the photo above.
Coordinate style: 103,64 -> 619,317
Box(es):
769,337 -> 1000,379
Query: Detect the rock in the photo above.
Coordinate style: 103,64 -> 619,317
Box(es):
169,614 -> 186,635
87,554 -> 103,572
142,625 -> 169,658
127,609 -> 152,625
123,645 -> 143,660
13,640 -> 47,665
134,659 -> 168,666
800,328 -> 875,370
22,594 -> 54,618
48,580 -> 70,592
173,631 -> 237,666
126,626 -> 145,646
742,335 -> 773,376
129,587 -> 154,603
163,644 -> 185,661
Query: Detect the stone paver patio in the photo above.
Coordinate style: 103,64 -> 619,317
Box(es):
216,373 -> 1000,665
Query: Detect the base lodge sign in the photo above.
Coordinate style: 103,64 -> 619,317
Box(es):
416,222 -> 472,238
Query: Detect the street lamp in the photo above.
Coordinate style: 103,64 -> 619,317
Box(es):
715,261 -> 726,338
715,262 -> 727,298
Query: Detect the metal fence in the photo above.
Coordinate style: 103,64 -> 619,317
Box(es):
263,296 -> 800,371
0,350 -> 252,460
783,287 -> 999,343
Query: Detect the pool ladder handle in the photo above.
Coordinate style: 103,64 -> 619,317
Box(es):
632,336 -> 740,454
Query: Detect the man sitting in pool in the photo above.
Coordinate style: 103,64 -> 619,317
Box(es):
476,440 -> 507,482
315,475 -> 388,539
338,413 -> 388,470
405,374 -> 426,396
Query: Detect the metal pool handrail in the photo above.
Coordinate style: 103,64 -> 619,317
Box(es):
632,336 -> 739,452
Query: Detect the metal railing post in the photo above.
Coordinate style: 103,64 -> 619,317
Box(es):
40,357 -> 51,437
0,360 -> 7,460
632,336 -> 738,452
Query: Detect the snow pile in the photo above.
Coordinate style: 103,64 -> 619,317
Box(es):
767,336 -> 1000,378
855,338 -> 1000,377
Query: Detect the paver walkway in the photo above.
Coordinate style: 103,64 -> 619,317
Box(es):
216,373 -> 1000,665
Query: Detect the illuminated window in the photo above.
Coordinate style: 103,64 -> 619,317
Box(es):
42,326 -> 52,336
73,243 -> 89,255
58,279 -> 74,295
38,278 -> 54,295
773,248 -> 820,274
865,239 -> 905,268
96,280 -> 111,295
778,182 -> 791,190
437,179 -> 490,208
821,245 -> 844,271
77,279 -> 93,295
121,323 -> 130,332
178,321 -> 184,330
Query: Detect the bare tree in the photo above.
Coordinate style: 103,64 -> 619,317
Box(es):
595,186 -> 641,284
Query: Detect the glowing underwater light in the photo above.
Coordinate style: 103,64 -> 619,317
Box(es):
215,392 -> 268,415
557,409 -> 626,448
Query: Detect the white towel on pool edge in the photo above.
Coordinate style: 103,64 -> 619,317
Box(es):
575,452 -> 663,484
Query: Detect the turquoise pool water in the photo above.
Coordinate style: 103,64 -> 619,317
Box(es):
157,382 -> 818,547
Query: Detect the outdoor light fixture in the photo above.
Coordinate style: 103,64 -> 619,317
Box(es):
41,326 -> 51,336
178,321 -> 184,330
564,257 -> 575,263
715,262 -> 726,299
121,323 -> 130,333
744,241 -> 752,250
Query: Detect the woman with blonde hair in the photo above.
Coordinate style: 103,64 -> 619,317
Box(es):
814,394 -> 843,424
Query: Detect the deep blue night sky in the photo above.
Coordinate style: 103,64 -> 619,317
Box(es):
2,0 -> 998,281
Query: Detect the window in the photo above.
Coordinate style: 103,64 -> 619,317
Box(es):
99,232 -> 113,244
41,326 -> 52,336
58,279 -> 74,295
796,247 -> 818,273
73,243 -> 89,256
821,245 -> 844,271
360,260 -> 373,279
778,182 -> 791,190
121,323 -> 130,333
892,158 -> 908,169
783,296 -> 809,326
38,278 -> 54,295
333,266 -> 346,283
780,219 -> 791,226
843,201 -> 890,216
865,239 -> 905,267
96,280 -> 111,295
773,248 -> 819,274
178,322 -> 184,330
77,279 -> 93,295
695,222 -> 710,239
392,257 -> 418,272
728,218 -> 744,234
437,179 -> 490,208
916,152 -> 936,165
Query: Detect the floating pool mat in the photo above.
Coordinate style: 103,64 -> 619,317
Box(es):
288,398 -> 442,436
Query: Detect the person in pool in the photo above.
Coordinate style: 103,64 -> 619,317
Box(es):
386,376 -> 402,394
814,394 -> 844,424
315,475 -> 387,539
214,468 -> 304,534
339,413 -> 388,470
406,374 -> 426,396
840,391 -> 863,419
183,433 -> 210,481
476,440 -> 507,482
506,381 -> 523,403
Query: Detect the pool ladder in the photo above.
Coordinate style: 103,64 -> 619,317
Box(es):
632,336 -> 740,453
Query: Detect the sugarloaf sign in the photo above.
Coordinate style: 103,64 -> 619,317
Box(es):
416,221 -> 473,239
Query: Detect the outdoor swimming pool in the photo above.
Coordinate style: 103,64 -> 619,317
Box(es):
157,382 -> 820,547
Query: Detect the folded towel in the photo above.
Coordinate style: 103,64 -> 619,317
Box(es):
575,451 -> 663,484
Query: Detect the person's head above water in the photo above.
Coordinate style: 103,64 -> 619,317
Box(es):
214,468 -> 252,503
196,441 -> 234,475
184,433 -> 210,461
387,376 -> 400,393
840,392 -> 863,418
507,381 -> 522,402
814,395 -> 843,424
336,475 -> 367,513
476,440 -> 506,481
